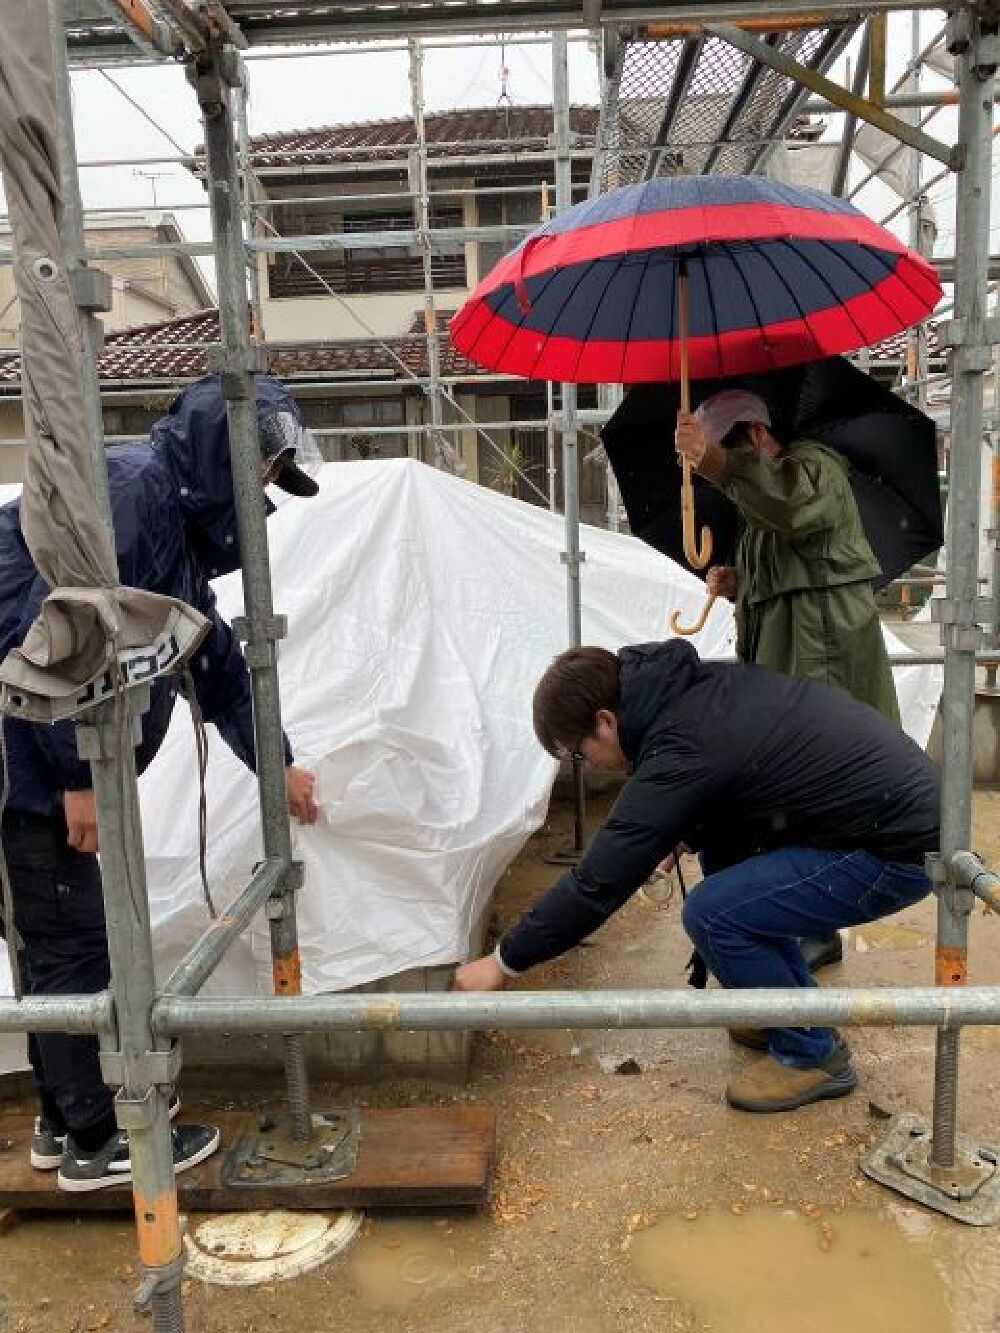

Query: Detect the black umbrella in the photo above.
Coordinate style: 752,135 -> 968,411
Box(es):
601,356 -> 943,593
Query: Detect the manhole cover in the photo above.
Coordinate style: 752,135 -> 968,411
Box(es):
184,1209 -> 364,1286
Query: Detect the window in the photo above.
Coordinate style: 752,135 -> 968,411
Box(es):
268,204 -> 466,298
303,397 -> 408,461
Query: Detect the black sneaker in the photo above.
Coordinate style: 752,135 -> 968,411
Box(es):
32,1093 -> 181,1172
30,1117 -> 67,1171
56,1121 -> 218,1194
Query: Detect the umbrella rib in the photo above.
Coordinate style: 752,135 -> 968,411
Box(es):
780,238 -> 879,352
697,250 -> 725,381
812,237 -> 934,338
719,241 -> 776,374
620,250 -> 657,383
569,255 -> 630,383
753,241 -> 828,364
464,265 -> 566,375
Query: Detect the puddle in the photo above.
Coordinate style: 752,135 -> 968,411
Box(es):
851,922 -> 930,952
630,1206 -> 952,1333
346,1218 -> 476,1310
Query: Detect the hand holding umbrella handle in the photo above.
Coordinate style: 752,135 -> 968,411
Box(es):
670,592 -> 717,637
677,268 -> 712,570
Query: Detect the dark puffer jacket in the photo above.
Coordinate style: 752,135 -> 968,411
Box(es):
0,375 -> 298,816
499,641 -> 939,973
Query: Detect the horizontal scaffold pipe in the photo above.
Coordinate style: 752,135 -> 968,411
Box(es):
951,851 -> 1000,914
154,986 -> 1000,1038
0,993 -> 113,1035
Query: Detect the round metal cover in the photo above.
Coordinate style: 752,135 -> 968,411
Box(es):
183,1209 -> 364,1287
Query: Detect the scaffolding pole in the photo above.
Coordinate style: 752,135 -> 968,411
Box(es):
41,10 -> 188,1328
408,37 -> 452,471
155,976 -> 1000,1036
234,61 -> 264,340
928,3 -> 995,1173
188,44 -> 311,1145
552,30 -> 586,857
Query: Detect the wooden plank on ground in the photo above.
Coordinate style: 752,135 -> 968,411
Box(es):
0,1105 -> 495,1212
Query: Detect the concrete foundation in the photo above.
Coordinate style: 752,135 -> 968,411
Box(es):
927,687 -> 1000,786
179,962 -> 473,1082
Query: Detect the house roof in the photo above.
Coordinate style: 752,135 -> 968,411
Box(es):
244,105 -> 601,170
0,307 -> 943,394
0,309 -> 491,391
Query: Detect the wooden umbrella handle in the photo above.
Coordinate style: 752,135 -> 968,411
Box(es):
677,268 -> 712,570
670,592 -> 718,637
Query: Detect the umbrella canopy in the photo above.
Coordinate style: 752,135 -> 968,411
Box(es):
601,357 -> 943,588
450,176 -> 941,384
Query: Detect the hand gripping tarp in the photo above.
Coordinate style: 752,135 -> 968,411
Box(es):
0,7 -> 206,722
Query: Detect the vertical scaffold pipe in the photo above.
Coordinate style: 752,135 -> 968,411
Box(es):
930,4 -> 995,1170
552,31 -> 586,856
78,697 -> 186,1333
190,45 -> 311,1143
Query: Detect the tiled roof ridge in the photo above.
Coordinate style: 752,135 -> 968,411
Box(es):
249,103 -> 600,148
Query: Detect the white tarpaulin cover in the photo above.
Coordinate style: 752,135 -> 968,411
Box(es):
0,459 -> 943,1065
138,459 -> 941,997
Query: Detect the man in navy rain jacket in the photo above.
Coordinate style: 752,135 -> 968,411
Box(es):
0,374 -> 319,1192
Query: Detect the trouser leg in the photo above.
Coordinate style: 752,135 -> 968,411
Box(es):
682,846 -> 931,1066
2,811 -> 115,1146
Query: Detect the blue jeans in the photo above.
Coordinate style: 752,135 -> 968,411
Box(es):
681,847 -> 932,1067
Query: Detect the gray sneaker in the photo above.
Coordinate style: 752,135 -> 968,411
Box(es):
57,1118 -> 214,1194
31,1093 -> 181,1172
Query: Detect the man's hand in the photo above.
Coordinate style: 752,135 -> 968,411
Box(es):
706,565 -> 737,601
285,765 -> 319,824
454,954 -> 506,992
675,411 -> 709,469
64,789 -> 99,854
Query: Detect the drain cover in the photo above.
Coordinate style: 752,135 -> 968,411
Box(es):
184,1210 -> 363,1286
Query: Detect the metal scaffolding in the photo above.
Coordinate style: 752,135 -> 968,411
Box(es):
0,1 -> 994,1327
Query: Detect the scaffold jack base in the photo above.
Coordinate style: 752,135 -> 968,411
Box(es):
223,1109 -> 360,1189
861,1112 -> 1000,1224
0,1105 -> 495,1212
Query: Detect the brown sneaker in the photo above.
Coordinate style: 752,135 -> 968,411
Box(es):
728,1027 -> 769,1051
725,1043 -> 857,1113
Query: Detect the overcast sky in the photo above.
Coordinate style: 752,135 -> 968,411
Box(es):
0,16 -> 986,302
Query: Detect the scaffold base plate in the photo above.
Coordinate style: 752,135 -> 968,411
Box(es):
0,1104 -> 494,1212
223,1108 -> 360,1189
861,1112 -> 1000,1224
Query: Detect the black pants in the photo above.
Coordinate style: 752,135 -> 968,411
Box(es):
1,809 -> 115,1143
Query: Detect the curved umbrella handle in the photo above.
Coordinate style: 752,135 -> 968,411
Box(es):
680,458 -> 713,568
670,592 -> 717,637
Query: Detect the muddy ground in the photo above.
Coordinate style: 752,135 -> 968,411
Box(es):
2,788 -> 1000,1333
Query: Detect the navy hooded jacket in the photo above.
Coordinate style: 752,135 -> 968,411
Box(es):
498,641 -> 940,973
0,374 -> 298,817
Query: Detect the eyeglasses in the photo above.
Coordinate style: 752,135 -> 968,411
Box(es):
555,745 -> 586,765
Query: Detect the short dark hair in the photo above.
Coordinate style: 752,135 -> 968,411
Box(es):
532,646 -> 620,756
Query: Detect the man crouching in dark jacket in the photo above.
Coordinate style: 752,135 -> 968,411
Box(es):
455,640 -> 940,1114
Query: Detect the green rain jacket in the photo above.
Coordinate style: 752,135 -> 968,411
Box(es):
719,438 -> 900,726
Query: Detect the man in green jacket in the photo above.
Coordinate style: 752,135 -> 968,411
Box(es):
675,389 -> 900,975
676,389 -> 899,725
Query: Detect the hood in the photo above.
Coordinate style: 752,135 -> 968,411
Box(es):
150,373 -> 305,578
616,640 -> 700,763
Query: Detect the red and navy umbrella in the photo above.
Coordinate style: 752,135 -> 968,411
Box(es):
450,175 -> 942,384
